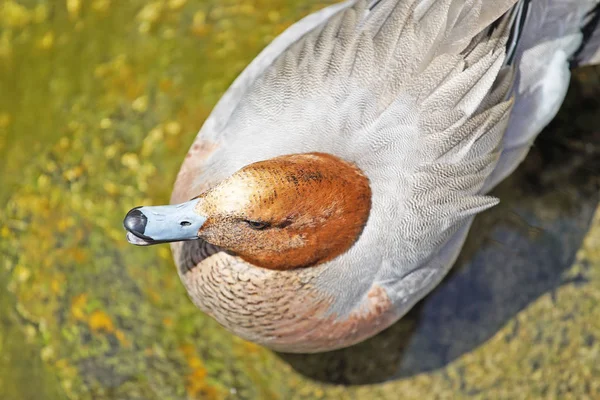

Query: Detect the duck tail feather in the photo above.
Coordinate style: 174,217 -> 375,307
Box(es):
571,2 -> 600,67
483,0 -> 600,192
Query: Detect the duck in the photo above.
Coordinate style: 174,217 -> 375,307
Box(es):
123,0 -> 600,353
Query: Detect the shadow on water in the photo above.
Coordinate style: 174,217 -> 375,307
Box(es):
278,70 -> 600,385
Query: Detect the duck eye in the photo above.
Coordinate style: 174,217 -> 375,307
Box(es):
244,220 -> 269,230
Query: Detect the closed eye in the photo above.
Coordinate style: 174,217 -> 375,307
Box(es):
244,220 -> 270,230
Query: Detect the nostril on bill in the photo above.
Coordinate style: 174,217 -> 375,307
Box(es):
180,221 -> 191,227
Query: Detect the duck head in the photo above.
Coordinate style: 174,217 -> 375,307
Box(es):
124,153 -> 372,271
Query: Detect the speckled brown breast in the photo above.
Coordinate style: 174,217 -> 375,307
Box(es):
170,247 -> 398,353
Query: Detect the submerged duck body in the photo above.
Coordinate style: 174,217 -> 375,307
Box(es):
124,0 -> 600,353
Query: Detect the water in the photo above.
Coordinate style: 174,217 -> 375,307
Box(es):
1,1 -> 599,399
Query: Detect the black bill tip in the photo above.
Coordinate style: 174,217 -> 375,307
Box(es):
123,207 -> 148,237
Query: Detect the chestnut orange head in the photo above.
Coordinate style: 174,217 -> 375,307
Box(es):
125,153 -> 371,271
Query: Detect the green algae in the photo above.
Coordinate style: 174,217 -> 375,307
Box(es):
0,1 -> 599,399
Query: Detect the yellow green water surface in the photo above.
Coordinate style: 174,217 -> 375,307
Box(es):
1,1 -> 599,399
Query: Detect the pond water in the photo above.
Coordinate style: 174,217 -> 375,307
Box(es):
1,1 -> 599,399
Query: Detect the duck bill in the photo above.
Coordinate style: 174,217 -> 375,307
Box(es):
123,199 -> 207,246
